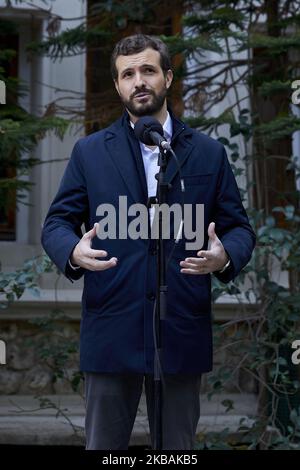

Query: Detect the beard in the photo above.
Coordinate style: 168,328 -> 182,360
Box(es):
120,85 -> 168,117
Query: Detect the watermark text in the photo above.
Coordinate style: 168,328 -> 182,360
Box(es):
0,340 -> 6,365
96,196 -> 204,250
0,80 -> 6,104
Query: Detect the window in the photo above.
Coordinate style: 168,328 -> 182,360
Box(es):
0,27 -> 18,241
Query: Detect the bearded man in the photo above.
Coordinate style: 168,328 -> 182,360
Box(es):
41,34 -> 256,450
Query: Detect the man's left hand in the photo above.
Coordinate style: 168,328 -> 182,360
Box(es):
180,222 -> 229,275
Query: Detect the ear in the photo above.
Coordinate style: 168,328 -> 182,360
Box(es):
165,69 -> 173,90
114,79 -> 120,95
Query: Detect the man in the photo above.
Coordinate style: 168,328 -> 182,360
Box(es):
41,34 -> 256,450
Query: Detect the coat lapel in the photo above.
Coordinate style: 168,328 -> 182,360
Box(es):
104,114 -> 148,205
164,113 -> 195,185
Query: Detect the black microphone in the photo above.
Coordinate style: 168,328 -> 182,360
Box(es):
134,116 -> 171,150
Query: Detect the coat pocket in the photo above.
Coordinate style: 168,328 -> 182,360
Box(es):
183,174 -> 212,186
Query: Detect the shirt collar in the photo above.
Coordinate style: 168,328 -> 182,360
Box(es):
162,111 -> 172,141
130,110 -> 173,143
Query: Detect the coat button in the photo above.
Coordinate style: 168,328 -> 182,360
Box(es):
147,292 -> 155,301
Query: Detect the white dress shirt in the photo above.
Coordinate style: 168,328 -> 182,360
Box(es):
130,111 -> 173,227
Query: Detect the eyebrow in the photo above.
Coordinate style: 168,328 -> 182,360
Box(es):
120,64 -> 157,75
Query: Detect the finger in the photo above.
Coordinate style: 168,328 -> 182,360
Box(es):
186,257 -> 208,263
83,223 -> 98,240
197,250 -> 214,259
208,221 -> 217,240
85,249 -> 108,258
86,257 -> 118,271
180,267 -> 209,275
180,258 -> 207,268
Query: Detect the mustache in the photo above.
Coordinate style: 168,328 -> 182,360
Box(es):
131,88 -> 153,99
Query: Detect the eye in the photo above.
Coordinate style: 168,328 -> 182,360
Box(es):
123,71 -> 133,78
145,68 -> 155,74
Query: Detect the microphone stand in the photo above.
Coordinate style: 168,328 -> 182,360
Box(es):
152,144 -> 171,451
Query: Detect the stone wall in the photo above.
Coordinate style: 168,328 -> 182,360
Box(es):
0,314 -> 257,396
0,319 -> 82,395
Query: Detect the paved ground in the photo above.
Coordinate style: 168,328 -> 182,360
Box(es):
0,393 -> 257,446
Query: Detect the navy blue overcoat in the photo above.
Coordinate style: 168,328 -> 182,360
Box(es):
41,110 -> 256,374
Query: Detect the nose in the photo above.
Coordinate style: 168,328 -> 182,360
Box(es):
134,71 -> 147,89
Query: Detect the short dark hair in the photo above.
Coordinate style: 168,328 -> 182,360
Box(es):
111,34 -> 172,81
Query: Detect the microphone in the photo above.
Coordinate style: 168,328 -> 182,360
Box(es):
134,116 -> 171,150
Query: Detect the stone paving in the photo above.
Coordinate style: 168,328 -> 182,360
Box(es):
0,392 -> 257,446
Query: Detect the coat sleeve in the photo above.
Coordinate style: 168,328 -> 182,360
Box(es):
212,147 -> 256,284
41,141 -> 88,282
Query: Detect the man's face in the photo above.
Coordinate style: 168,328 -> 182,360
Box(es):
114,48 -> 173,118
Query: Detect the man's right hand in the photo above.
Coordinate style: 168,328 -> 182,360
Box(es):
70,223 -> 118,271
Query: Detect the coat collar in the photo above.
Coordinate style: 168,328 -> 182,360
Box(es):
104,107 -> 195,204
